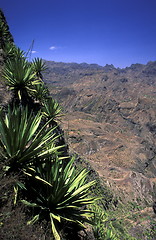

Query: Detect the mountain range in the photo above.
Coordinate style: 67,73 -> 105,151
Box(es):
0,54 -> 156,238
43,60 -> 156,205
0,8 -> 156,238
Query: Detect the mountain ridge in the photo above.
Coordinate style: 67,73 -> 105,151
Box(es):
43,59 -> 156,71
43,59 -> 156,206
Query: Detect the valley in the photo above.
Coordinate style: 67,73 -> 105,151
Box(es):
44,60 -> 156,204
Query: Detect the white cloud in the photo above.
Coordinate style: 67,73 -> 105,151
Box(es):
49,46 -> 57,50
31,50 -> 37,54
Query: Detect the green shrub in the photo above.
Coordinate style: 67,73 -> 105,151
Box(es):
0,10 -> 98,240
91,205 -> 118,240
22,157 -> 97,240
0,106 -> 62,173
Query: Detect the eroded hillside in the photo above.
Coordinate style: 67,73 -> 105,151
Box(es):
44,60 -> 156,204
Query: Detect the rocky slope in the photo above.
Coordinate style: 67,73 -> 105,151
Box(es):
44,60 -> 156,205
0,8 -> 155,238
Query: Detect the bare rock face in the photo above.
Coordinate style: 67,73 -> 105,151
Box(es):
104,169 -> 155,205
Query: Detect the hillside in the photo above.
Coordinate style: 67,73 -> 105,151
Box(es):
43,60 -> 156,205
0,8 -> 156,239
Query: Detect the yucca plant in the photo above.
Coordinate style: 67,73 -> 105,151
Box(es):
0,11 -> 98,240
91,205 -> 119,240
22,157 -> 96,240
0,106 -> 62,172
0,10 -> 14,49
32,82 -> 49,102
3,42 -> 25,61
32,57 -> 47,80
3,57 -> 39,105
0,22 -> 9,49
42,97 -> 62,123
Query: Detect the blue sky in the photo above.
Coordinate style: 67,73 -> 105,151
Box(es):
1,0 -> 156,68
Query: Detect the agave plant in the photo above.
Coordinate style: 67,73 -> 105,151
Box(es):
32,57 -> 48,80
0,9 -> 14,49
0,106 -> 62,172
3,57 -> 39,105
3,42 -> 25,61
22,157 -> 96,240
32,82 -> 49,102
91,205 -> 118,240
42,97 -> 62,122
0,21 -> 10,49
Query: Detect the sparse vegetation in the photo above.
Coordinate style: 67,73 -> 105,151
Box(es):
0,10 -> 97,239
0,9 -> 156,240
